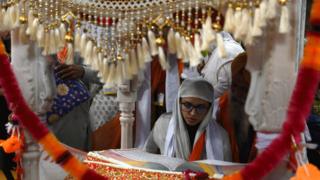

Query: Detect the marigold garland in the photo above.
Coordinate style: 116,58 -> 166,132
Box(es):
0,40 -> 107,180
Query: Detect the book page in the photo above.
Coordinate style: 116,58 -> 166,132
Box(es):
194,159 -> 245,176
102,149 -> 186,171
195,159 -> 245,166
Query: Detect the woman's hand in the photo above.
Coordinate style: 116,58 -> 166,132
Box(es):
55,64 -> 85,80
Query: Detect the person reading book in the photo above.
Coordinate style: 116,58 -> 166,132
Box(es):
144,78 -> 232,161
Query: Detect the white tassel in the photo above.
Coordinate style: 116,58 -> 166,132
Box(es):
279,5 -> 290,34
54,28 -> 61,50
234,8 -> 250,41
216,33 -> 226,58
84,40 -> 93,65
29,18 -> 39,40
137,44 -> 146,70
10,4 -> 19,28
0,9 -> 4,29
91,46 -> 99,69
42,32 -> 50,55
74,27 -> 81,52
147,30 -> 158,56
181,38 -> 189,63
175,32 -> 182,59
80,33 -> 87,57
36,24 -> 45,47
106,63 -> 116,87
158,46 -> 169,70
96,52 -> 103,70
129,49 -> 139,75
19,24 -> 29,44
266,0 -> 278,19
49,29 -> 56,54
124,54 -> 133,80
259,0 -> 268,27
223,4 -> 235,33
188,41 -> 201,67
233,9 -> 243,31
167,28 -> 176,54
142,37 -> 152,62
245,15 -> 254,45
120,58 -> 129,81
59,24 -> 66,48
115,62 -> 124,85
65,43 -> 74,65
252,7 -> 263,37
26,10 -> 34,35
194,33 -> 202,58
3,8 -> 11,30
100,58 -> 109,81
201,16 -> 216,51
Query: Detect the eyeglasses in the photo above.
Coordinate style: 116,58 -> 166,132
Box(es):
180,102 -> 210,114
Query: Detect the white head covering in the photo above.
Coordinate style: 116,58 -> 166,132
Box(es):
164,78 -> 225,160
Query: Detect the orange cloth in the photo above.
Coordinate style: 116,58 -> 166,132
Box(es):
301,33 -> 320,71
290,163 -> 320,180
91,113 -> 121,150
0,39 -> 8,56
218,92 -> 240,162
188,132 -> 206,161
310,0 -> 320,24
0,135 -> 21,153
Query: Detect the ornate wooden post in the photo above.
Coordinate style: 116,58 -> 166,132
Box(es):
117,80 -> 138,149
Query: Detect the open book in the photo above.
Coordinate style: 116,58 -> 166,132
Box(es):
85,149 -> 245,177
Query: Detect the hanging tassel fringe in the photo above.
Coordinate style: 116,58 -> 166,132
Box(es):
129,49 -> 139,75
148,30 -> 158,56
223,3 -> 235,33
175,32 -> 183,59
266,0 -> 278,19
137,43 -> 146,70
158,46 -> 169,70
234,8 -> 250,41
167,28 -> 176,54
252,7 -> 263,37
259,0 -> 268,27
142,37 -> 152,63
216,33 -> 226,58
279,4 -> 291,34
201,16 -> 216,52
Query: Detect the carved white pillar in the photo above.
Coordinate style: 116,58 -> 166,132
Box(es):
117,80 -> 138,149
119,102 -> 135,149
11,29 -> 55,180
22,132 -> 40,180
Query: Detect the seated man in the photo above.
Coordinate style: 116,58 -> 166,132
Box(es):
144,78 -> 231,161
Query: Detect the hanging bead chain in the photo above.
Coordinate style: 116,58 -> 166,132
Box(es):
187,0 -> 192,37
174,3 -> 179,31
194,0 -> 199,31
130,10 -> 137,48
201,5 -> 207,23
19,0 -> 27,21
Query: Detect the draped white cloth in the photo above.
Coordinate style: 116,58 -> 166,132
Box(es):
201,32 -> 244,99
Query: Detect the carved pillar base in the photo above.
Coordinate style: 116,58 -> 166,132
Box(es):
119,102 -> 135,149
22,131 -> 40,180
